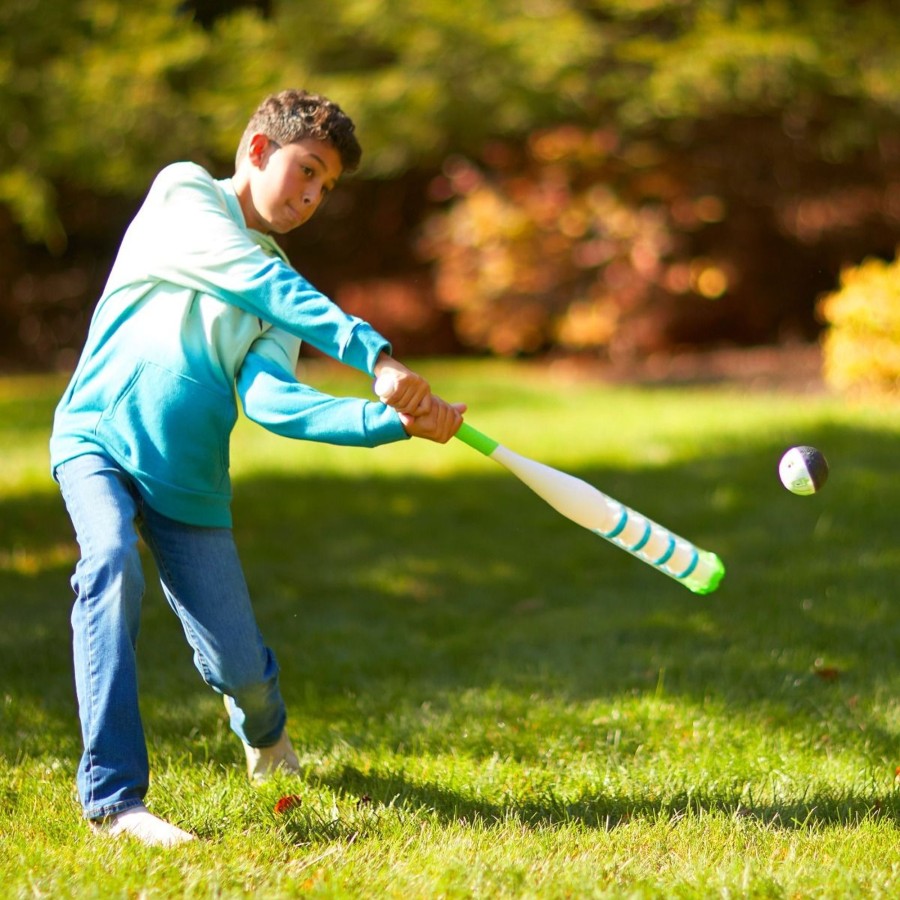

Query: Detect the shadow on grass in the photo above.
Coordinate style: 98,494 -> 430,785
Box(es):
304,764 -> 900,835
2,417 -> 898,825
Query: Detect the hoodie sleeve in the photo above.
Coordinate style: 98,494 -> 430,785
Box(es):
106,163 -> 390,375
236,328 -> 409,447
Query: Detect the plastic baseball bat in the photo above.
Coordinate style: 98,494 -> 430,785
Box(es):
454,422 -> 724,595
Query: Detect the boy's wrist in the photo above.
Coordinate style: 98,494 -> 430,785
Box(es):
373,352 -> 399,378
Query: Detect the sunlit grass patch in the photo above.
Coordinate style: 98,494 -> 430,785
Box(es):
2,363 -> 899,897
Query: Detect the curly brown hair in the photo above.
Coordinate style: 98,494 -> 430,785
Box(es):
236,89 -> 362,173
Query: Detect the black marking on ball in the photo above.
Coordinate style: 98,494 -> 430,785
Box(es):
794,446 -> 829,490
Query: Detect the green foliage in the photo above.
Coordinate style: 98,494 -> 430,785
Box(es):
2,364 -> 900,895
590,0 -> 900,148
5,0 -> 900,244
0,0 -> 72,247
0,0 -> 603,245
819,254 -> 900,396
49,1 -> 212,184
302,0 -> 601,173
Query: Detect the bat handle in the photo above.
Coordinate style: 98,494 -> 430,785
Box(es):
454,422 -> 499,457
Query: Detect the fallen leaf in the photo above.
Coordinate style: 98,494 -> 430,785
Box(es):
274,794 -> 302,814
813,666 -> 841,682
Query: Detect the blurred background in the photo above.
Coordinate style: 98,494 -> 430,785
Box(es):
2,0 -> 899,393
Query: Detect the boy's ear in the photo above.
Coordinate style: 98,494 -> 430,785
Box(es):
247,133 -> 274,167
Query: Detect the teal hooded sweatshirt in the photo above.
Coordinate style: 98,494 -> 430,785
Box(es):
50,162 -> 407,526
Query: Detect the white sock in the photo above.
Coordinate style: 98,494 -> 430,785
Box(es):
95,803 -> 195,847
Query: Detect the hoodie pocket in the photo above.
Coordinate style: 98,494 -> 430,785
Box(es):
97,359 -> 237,496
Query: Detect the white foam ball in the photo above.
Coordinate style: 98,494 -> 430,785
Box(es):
778,446 -> 829,495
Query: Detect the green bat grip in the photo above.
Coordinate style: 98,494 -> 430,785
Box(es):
454,422 -> 499,456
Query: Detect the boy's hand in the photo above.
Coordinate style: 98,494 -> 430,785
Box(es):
373,355 -> 431,416
399,397 -> 467,444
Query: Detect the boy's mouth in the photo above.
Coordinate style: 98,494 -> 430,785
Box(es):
286,204 -> 307,227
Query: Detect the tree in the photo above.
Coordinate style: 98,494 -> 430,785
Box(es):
4,0 -> 900,364
6,0 -> 900,242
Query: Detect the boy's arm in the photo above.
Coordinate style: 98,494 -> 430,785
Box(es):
236,331 -> 408,447
238,330 -> 465,445
115,164 -> 386,375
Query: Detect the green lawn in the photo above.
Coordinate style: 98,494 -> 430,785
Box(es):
2,360 -> 899,898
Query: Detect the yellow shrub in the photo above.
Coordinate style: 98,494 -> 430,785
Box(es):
818,255 -> 900,395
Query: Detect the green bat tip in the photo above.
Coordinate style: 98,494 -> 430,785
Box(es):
685,552 -> 725,595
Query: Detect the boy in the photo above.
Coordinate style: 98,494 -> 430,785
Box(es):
50,89 -> 465,847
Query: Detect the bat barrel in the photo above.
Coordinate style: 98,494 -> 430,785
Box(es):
594,502 -> 724,594
455,422 -> 725,595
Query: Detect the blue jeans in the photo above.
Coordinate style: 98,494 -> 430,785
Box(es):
56,453 -> 287,820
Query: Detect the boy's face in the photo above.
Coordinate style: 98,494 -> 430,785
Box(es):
241,135 -> 343,234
